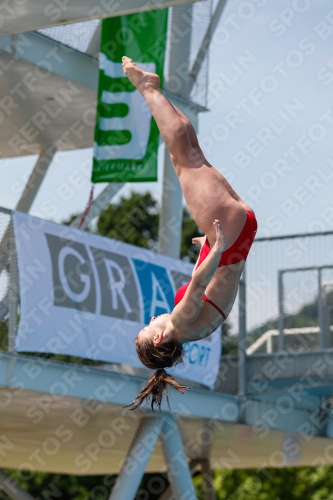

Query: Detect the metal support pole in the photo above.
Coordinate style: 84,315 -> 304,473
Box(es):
278,271 -> 284,352
323,303 -> 331,349
15,144 -> 57,213
8,223 -> 18,354
201,459 -> 216,500
158,460 -> 199,500
161,415 -> 196,500
109,417 -> 163,500
158,148 -> 183,258
70,183 -> 124,230
318,269 -> 325,350
158,3 -> 193,259
327,305 -> 332,349
238,266 -> 246,396
0,469 -> 34,500
166,4 -> 193,100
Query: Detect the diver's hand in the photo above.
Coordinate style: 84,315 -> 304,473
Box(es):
212,219 -> 226,253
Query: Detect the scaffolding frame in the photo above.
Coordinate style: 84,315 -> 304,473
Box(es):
278,265 -> 333,352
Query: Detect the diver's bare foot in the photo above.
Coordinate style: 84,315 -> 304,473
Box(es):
122,56 -> 160,93
192,236 -> 206,248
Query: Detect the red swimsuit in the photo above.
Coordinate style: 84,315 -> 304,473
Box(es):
174,210 -> 257,321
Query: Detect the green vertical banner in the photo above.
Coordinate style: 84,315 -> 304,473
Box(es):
92,10 -> 168,183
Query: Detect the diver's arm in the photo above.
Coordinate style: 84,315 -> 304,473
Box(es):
171,220 -> 226,326
191,220 -> 226,286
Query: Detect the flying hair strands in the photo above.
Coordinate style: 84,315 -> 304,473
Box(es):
125,369 -> 190,412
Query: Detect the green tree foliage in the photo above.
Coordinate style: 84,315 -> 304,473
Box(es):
134,473 -> 170,499
181,207 -> 203,262
96,191 -> 201,261
221,321 -> 238,355
193,466 -> 333,500
97,192 -> 159,250
0,470 -> 172,500
5,464 -> 333,500
2,471 -> 117,500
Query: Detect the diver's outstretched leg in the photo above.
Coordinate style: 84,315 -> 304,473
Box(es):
168,101 -> 251,207
122,56 -> 248,247
122,57 -> 202,172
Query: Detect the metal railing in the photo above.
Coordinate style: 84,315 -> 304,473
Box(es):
243,229 -> 333,359
278,265 -> 333,352
246,326 -> 333,355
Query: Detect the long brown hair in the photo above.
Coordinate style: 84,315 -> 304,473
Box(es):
126,337 -> 189,411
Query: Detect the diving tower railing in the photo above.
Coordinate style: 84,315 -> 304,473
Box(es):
277,267 -> 333,352
247,326 -> 333,355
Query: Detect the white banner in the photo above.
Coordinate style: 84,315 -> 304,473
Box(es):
13,211 -> 221,389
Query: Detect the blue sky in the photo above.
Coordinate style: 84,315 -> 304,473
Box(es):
202,0 -> 333,237
1,0 -> 333,237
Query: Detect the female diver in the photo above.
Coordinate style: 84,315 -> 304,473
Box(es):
122,57 -> 257,410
